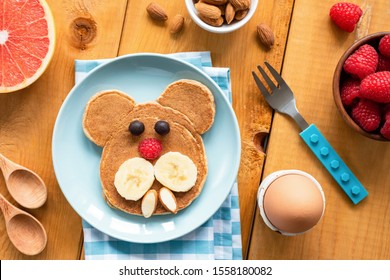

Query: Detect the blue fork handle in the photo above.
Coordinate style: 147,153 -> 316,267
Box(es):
300,124 -> 368,204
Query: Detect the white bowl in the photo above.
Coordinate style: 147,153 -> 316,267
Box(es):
185,0 -> 258,34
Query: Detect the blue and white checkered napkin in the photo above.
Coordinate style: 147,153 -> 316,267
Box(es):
75,51 -> 242,260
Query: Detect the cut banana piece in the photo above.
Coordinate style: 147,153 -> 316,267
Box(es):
159,187 -> 178,214
114,157 -> 155,201
141,189 -> 158,218
154,152 -> 197,192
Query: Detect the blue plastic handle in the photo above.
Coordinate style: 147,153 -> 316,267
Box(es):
300,124 -> 368,204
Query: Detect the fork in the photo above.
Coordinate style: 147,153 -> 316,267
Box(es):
252,62 -> 368,204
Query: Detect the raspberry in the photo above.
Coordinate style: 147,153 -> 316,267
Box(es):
360,71 -> 390,103
138,138 -> 162,160
384,104 -> 390,121
379,34 -> 390,58
343,44 -> 378,80
351,99 -> 381,132
377,55 -> 390,72
340,78 -> 360,106
378,104 -> 390,139
380,121 -> 390,139
380,104 -> 390,139
329,2 -> 363,32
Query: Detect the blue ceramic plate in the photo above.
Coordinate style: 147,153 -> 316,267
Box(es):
52,54 -> 241,243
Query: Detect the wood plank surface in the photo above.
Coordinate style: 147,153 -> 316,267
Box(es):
0,0 -> 128,259
0,0 -> 294,259
118,0 -> 294,258
248,0 -> 390,259
4,0 -> 388,260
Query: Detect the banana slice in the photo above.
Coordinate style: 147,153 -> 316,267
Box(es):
114,157 -> 155,201
154,151 -> 197,192
141,189 -> 158,218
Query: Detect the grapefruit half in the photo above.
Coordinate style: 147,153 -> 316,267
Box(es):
0,0 -> 55,93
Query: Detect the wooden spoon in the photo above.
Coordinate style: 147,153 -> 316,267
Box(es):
0,193 -> 47,255
0,153 -> 47,209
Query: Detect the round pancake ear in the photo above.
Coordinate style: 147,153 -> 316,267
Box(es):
83,90 -> 135,147
157,79 -> 216,134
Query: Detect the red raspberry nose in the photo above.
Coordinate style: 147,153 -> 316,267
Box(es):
138,138 -> 163,160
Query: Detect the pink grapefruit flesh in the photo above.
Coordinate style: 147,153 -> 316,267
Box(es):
0,0 -> 55,93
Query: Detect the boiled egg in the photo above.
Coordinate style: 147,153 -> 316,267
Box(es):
258,170 -> 325,235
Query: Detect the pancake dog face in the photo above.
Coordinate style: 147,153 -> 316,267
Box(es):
83,80 -> 215,217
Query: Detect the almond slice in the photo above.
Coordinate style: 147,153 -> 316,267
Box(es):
159,187 -> 178,214
141,189 -> 158,218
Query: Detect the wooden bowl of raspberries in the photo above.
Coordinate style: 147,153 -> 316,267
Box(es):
333,32 -> 390,141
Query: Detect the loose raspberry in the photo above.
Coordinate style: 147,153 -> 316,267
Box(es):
360,71 -> 390,103
377,55 -> 390,72
329,2 -> 363,32
138,138 -> 162,160
379,34 -> 390,58
343,44 -> 379,80
340,78 -> 360,106
351,99 -> 381,132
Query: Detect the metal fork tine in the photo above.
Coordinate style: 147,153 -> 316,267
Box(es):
264,62 -> 286,86
252,71 -> 270,99
252,62 -> 308,129
257,65 -> 277,91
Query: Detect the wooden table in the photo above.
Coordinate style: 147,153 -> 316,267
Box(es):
0,0 -> 389,260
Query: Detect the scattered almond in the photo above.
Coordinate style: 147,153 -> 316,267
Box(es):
195,2 -> 222,19
230,0 -> 251,11
256,23 -> 275,49
141,189 -> 158,218
170,14 -> 185,34
146,2 -> 168,22
159,187 -> 178,214
225,3 -> 235,24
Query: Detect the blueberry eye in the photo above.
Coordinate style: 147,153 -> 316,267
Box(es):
129,120 -> 145,136
154,120 -> 170,135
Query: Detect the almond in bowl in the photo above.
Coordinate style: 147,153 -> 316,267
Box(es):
185,0 -> 258,33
